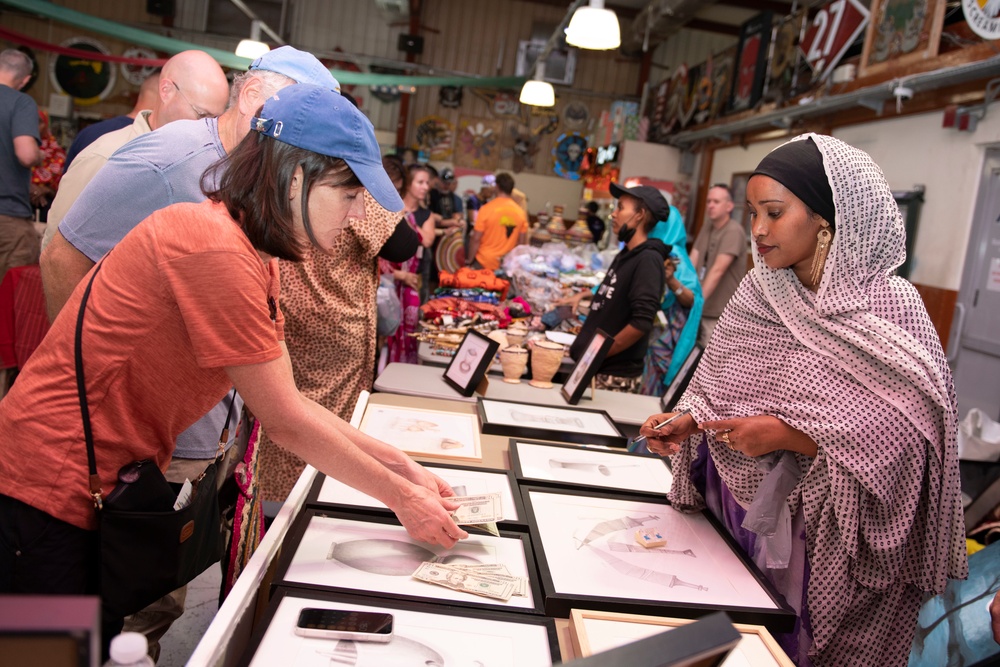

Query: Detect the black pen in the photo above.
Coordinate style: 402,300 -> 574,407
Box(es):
631,408 -> 693,447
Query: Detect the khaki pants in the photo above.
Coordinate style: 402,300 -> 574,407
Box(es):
0,214 -> 41,281
121,445 -> 243,661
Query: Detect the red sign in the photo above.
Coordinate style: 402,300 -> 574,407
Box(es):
800,0 -> 869,81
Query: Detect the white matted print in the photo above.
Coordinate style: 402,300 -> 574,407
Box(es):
248,593 -> 555,666
569,609 -> 793,667
527,490 -> 777,609
480,399 -> 619,437
318,466 -> 521,521
513,441 -> 672,494
282,514 -> 536,610
359,404 -> 482,462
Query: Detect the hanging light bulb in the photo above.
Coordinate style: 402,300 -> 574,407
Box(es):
236,19 -> 270,59
565,0 -> 620,50
519,61 -> 555,107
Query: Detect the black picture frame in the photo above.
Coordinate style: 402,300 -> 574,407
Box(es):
508,438 -> 673,499
561,328 -> 614,405
305,465 -> 529,532
272,509 -> 545,616
444,329 -> 500,397
727,11 -> 773,114
238,587 -> 561,667
519,485 -> 796,632
660,346 -> 702,412
476,397 -> 628,448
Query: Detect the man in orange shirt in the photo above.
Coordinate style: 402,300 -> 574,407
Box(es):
466,172 -> 527,271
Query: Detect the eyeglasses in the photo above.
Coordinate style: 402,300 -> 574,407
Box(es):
172,81 -> 213,120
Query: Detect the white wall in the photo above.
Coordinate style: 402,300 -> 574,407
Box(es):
706,115 -> 1000,291
620,139 -> 687,184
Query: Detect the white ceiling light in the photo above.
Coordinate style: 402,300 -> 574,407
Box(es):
565,0 -> 620,50
519,61 -> 555,107
236,19 -> 270,59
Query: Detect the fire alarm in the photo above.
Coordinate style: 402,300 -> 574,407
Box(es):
397,34 -> 424,55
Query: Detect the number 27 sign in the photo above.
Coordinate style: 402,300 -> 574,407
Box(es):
800,0 -> 870,81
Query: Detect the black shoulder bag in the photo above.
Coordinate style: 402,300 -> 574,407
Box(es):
76,261 -> 226,619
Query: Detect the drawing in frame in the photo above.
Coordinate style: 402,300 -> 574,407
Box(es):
509,439 -> 673,498
859,0 -> 946,78
569,608 -> 795,666
727,11 -> 773,114
561,328 -> 614,405
358,403 -> 482,462
272,509 -> 544,615
520,485 -> 796,632
305,464 -> 528,530
238,587 -> 560,667
443,328 -> 500,397
660,345 -> 702,412
476,397 -> 627,448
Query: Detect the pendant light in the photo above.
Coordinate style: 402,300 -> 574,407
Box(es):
565,0 -> 620,50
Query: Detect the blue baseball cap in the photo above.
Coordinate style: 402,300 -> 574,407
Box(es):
250,46 -> 340,92
251,84 -> 403,212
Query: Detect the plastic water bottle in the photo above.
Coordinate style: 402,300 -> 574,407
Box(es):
102,632 -> 155,667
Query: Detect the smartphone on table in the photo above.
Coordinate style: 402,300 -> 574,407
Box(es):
294,608 -> 394,642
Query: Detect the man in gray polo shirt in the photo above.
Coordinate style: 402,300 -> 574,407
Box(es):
39,45 -> 340,658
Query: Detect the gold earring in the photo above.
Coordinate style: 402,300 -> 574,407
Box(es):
810,222 -> 832,286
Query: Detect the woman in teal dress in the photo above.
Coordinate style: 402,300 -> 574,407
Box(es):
640,205 -> 703,395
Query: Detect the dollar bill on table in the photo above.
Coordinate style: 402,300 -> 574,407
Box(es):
448,563 -> 528,596
412,562 -> 514,601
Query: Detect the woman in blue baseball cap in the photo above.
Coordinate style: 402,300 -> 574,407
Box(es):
0,84 -> 467,629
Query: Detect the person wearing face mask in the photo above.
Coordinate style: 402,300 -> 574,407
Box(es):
567,183 -> 671,393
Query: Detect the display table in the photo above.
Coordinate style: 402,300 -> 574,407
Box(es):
374,361 -> 661,427
417,340 -> 575,376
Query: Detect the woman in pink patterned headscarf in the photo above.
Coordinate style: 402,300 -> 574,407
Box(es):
639,134 -> 966,666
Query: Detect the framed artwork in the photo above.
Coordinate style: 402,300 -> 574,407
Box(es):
454,117 -> 503,171
728,12 -> 774,114
239,588 -> 560,666
859,0 -> 946,78
306,464 -> 528,530
274,510 -> 543,615
561,329 -> 614,405
660,346 -> 702,412
708,46 -> 737,122
476,397 -> 628,448
569,608 -> 794,666
765,11 -> 806,102
509,439 -> 673,498
520,486 -> 796,631
359,404 -> 482,462
444,329 -> 500,397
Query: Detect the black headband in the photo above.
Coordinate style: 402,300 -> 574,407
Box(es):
751,137 -> 836,229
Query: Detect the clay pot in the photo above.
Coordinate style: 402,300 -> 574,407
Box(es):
529,340 -> 565,389
506,325 -> 528,348
499,346 -> 529,384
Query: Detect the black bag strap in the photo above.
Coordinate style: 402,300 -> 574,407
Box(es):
75,262 -> 238,510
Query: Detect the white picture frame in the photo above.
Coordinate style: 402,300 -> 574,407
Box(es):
569,609 -> 794,667
521,486 -> 795,631
240,588 -> 559,666
477,397 -> 627,448
274,510 -> 542,614
359,403 -> 482,462
307,464 -> 526,527
510,439 -> 673,497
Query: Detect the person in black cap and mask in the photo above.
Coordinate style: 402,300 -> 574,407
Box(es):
567,183 -> 671,392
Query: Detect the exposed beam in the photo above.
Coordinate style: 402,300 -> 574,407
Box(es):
685,19 -> 741,36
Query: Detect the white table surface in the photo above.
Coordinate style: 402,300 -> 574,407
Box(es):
374,362 -> 661,427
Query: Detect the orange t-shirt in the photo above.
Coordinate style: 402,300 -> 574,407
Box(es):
473,196 -> 528,271
0,200 -> 284,530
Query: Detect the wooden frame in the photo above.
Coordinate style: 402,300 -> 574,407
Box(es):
520,486 -> 796,632
359,403 -> 482,462
561,328 -> 614,405
239,587 -> 560,666
476,397 -> 628,448
305,465 -> 529,531
569,609 -> 794,666
859,0 -> 946,78
272,509 -> 544,615
443,329 -> 500,397
508,439 -> 673,498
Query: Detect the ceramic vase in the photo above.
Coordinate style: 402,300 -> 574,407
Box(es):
499,346 -> 529,384
529,340 -> 564,389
